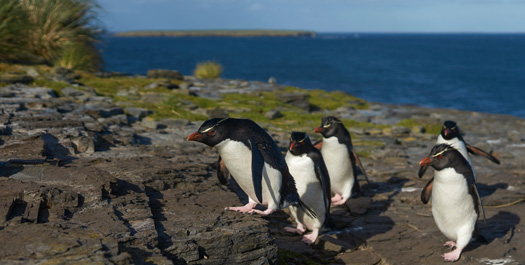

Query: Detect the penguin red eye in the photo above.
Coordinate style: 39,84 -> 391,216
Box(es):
438,155 -> 442,159
208,131 -> 214,135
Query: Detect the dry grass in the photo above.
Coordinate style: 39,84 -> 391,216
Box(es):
194,61 -> 223,79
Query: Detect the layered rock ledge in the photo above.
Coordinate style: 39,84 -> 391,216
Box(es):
0,76 -> 524,264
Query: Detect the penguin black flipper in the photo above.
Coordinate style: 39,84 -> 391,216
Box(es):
351,150 -> 371,185
307,150 -> 332,226
349,151 -> 361,195
216,156 -> 229,185
466,144 -> 500,164
418,161 -> 430,178
421,177 -> 434,204
248,139 -> 264,204
470,183 -> 487,224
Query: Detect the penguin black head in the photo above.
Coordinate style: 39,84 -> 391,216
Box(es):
440,120 -> 460,140
288,131 -> 313,156
187,117 -> 230,147
419,144 -> 465,172
313,116 -> 344,138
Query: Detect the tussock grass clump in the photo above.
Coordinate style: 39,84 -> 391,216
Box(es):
0,0 -> 28,62
54,42 -> 102,72
0,0 -> 103,71
194,61 -> 223,79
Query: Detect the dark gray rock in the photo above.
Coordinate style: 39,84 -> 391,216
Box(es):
265,110 -> 282,120
276,92 -> 311,111
0,73 -> 34,84
147,69 -> 184,80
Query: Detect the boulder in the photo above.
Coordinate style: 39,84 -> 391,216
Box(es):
147,69 -> 184,80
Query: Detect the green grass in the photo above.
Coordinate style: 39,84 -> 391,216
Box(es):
31,78 -> 70,95
308,89 -> 368,110
396,118 -> 442,135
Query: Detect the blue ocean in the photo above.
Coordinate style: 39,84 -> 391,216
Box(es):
100,34 -> 525,118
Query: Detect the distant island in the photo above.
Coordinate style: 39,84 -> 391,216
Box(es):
113,29 -> 317,37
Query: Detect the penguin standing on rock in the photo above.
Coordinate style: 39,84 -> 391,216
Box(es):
284,132 -> 331,244
314,116 -> 370,206
187,118 -> 315,217
419,144 -> 486,262
419,120 -> 500,179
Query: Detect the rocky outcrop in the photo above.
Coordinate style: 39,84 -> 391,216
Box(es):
0,84 -> 277,264
1,76 -> 524,264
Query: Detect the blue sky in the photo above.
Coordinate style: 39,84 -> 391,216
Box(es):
98,0 -> 525,33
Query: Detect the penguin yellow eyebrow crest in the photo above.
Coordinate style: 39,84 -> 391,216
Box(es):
202,127 -> 213,133
297,138 -> 306,143
432,150 -> 447,157
323,124 -> 331,128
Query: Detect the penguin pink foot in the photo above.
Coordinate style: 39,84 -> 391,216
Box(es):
443,248 -> 462,262
284,223 -> 306,235
302,228 -> 320,245
227,202 -> 256,213
249,208 -> 274,216
331,194 -> 348,206
444,241 -> 456,249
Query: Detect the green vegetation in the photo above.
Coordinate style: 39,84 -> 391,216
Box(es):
397,118 -> 442,135
114,29 -> 316,38
0,0 -> 102,71
308,89 -> 368,110
193,61 -> 223,79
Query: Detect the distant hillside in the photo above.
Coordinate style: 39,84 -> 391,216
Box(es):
113,29 -> 316,37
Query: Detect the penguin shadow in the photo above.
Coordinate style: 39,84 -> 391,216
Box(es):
466,211 -> 520,252
476,182 -> 508,198
319,177 -> 402,253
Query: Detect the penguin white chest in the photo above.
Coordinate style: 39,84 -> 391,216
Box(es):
285,152 -> 326,229
285,152 -> 317,193
432,167 -> 477,241
321,137 -> 353,194
215,139 -> 282,208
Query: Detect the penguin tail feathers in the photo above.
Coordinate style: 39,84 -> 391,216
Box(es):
296,198 -> 317,219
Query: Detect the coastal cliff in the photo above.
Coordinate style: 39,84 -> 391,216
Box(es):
0,66 -> 524,264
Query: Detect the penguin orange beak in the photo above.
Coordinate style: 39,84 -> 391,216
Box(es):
289,142 -> 296,151
443,129 -> 450,137
419,156 -> 432,167
418,156 -> 432,178
313,127 -> 324,133
187,132 -> 202,141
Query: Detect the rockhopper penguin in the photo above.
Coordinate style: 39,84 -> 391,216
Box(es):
187,118 -> 315,217
419,144 -> 486,262
314,116 -> 370,206
284,132 -> 332,244
419,120 -> 500,179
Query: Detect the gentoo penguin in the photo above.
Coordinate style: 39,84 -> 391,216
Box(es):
187,117 -> 315,217
419,120 -> 500,179
314,116 -> 369,206
419,144 -> 486,262
284,132 -> 331,244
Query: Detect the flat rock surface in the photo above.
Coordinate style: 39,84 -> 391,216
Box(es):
0,83 -> 524,264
